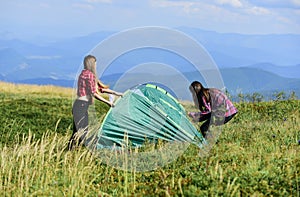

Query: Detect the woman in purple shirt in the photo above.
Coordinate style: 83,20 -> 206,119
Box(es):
188,81 -> 237,138
68,55 -> 122,150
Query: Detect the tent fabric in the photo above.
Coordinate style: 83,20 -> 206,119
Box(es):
97,83 -> 205,149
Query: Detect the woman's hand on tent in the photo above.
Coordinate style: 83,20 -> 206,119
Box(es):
116,92 -> 123,97
188,112 -> 200,122
110,102 -> 115,108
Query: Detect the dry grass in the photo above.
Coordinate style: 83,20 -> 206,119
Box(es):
0,81 -> 74,98
0,81 -> 111,100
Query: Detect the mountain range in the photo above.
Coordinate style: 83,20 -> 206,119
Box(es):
0,27 -> 299,100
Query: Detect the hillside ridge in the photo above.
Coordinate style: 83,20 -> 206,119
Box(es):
0,81 -> 73,98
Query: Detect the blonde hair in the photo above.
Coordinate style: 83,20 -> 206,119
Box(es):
97,80 -> 109,89
83,55 -> 110,93
84,55 -> 97,76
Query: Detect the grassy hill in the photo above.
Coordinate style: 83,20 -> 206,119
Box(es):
0,82 -> 299,196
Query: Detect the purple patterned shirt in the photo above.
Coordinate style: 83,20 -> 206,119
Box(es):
189,88 -> 237,120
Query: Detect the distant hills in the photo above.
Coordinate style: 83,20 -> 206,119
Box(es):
0,27 -> 299,100
247,62 -> 300,79
14,67 -> 300,101
177,27 -> 300,67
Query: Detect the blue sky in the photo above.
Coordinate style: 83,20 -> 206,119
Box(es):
1,0 -> 300,41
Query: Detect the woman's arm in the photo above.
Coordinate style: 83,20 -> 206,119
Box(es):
93,92 -> 114,107
101,88 -> 123,97
188,111 -> 211,122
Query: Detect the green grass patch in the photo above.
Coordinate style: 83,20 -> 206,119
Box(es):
0,90 -> 299,196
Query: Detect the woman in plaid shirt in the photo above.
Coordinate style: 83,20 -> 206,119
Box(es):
188,81 -> 237,138
68,55 -> 123,150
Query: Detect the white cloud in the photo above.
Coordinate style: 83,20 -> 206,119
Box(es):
277,16 -> 293,24
39,3 -> 51,8
1,0 -> 300,39
151,0 -> 194,8
216,0 -> 243,8
153,0 -> 243,9
72,3 -> 95,10
291,0 -> 300,6
246,6 -> 271,15
150,0 -> 201,15
247,0 -> 300,9
85,0 -> 113,3
27,56 -> 61,60
148,0 -> 300,34
18,63 -> 29,70
49,73 -> 59,80
151,0 -> 225,15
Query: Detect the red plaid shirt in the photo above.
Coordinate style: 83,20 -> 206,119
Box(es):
77,69 -> 97,97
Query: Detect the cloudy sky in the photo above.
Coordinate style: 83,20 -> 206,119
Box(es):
1,0 -> 300,40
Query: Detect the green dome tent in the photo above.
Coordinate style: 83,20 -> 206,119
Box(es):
96,83 -> 205,149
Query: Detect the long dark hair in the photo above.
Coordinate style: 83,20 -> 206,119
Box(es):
189,81 -> 210,111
